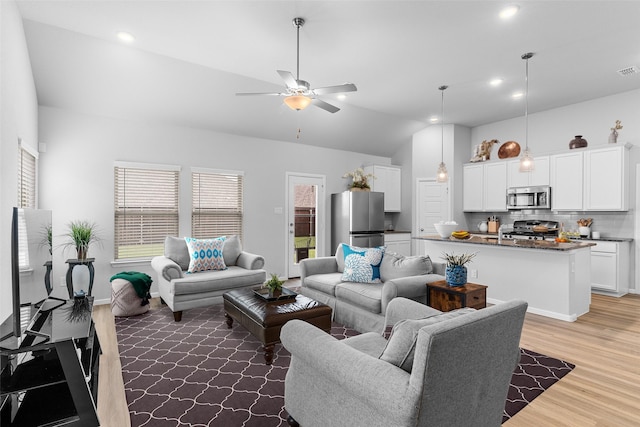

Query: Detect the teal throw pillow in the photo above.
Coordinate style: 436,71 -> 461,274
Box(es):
341,243 -> 385,284
185,236 -> 227,273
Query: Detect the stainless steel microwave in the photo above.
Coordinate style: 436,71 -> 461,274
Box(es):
506,186 -> 551,210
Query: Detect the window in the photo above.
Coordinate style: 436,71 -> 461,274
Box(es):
114,162 -> 180,260
191,168 -> 244,239
18,141 -> 37,209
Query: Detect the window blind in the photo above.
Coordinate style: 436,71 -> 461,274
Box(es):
114,165 -> 179,260
18,146 -> 36,209
192,171 -> 244,239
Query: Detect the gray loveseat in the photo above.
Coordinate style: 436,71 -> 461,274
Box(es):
300,245 -> 445,333
282,297 -> 528,427
151,236 -> 266,321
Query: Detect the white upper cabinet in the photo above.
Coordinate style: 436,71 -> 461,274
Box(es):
463,164 -> 484,212
584,146 -> 629,211
550,151 -> 584,211
550,145 -> 629,211
364,165 -> 401,212
507,156 -> 550,188
463,162 -> 507,212
484,162 -> 508,211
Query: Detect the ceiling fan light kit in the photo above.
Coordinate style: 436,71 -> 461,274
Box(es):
284,95 -> 312,111
236,17 -> 357,114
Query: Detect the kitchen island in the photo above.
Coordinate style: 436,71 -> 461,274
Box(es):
415,235 -> 596,321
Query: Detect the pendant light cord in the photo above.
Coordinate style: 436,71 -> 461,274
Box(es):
439,85 -> 448,162
522,52 -> 534,151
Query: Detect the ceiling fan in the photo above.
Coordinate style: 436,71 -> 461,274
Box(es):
236,17 -> 357,113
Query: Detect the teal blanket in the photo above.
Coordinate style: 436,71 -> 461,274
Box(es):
110,271 -> 153,305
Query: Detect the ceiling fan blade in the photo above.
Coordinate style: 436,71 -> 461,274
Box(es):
312,98 -> 340,113
277,70 -> 298,88
312,83 -> 357,95
235,92 -> 283,96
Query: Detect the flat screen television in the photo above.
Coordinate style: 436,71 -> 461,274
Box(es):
0,207 -> 57,347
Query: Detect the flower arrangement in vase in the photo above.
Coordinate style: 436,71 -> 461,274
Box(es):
343,167 -> 374,191
441,252 -> 476,287
609,120 -> 623,144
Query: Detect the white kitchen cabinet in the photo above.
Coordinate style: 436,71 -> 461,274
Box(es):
550,145 -> 629,212
463,162 -> 507,212
364,165 -> 401,212
384,232 -> 411,256
507,156 -> 550,188
550,151 -> 583,210
588,240 -> 630,296
584,146 -> 629,211
463,164 -> 484,211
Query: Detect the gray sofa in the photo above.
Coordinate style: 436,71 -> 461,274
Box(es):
282,297 -> 528,427
151,236 -> 266,321
300,245 -> 446,333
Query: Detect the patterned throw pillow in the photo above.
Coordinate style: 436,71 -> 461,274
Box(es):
184,237 -> 227,273
341,243 -> 385,284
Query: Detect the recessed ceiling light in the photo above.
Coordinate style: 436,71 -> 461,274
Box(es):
430,116 -> 439,123
512,91 -> 524,99
490,78 -> 504,87
116,31 -> 135,43
499,5 -> 520,20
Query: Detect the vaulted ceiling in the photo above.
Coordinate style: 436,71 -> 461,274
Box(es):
16,1 -> 640,157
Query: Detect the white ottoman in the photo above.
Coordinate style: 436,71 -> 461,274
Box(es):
111,278 -> 150,317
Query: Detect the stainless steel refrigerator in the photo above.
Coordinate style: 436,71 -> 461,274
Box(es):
331,191 -> 385,254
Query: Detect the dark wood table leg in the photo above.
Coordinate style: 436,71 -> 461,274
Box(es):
263,344 -> 275,365
224,312 -> 233,328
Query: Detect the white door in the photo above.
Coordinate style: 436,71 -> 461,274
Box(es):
416,179 -> 450,255
286,173 -> 325,278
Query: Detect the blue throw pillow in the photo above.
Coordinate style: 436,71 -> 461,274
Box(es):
341,243 -> 385,284
184,236 -> 227,273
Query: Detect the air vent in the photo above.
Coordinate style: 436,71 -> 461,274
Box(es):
617,65 -> 639,76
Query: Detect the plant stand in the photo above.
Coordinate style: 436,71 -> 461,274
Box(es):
65,258 -> 95,298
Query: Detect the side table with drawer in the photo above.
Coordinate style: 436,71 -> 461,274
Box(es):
426,280 -> 487,312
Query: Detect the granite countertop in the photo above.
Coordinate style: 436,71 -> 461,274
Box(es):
568,236 -> 633,243
414,235 -> 596,251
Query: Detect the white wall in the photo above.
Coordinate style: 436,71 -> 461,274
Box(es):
472,89 -> 640,154
0,0 -> 39,322
37,106 -> 389,302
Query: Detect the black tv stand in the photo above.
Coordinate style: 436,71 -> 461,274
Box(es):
0,297 -> 101,426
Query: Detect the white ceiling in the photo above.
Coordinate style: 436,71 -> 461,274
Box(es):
16,0 -> 640,157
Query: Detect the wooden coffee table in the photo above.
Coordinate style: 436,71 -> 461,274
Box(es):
223,288 -> 332,364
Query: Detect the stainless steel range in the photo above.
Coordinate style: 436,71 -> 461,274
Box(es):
503,220 -> 560,241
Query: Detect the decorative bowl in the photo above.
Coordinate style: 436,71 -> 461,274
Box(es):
434,222 -> 458,239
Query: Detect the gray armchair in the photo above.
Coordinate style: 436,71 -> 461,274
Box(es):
281,298 -> 528,427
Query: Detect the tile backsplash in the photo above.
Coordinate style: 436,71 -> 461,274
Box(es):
464,210 -> 634,239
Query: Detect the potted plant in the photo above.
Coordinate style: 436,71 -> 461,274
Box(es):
64,220 -> 101,260
441,252 -> 476,287
343,167 -> 374,191
263,273 -> 285,298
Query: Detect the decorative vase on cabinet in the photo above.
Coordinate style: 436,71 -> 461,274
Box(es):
569,135 -> 588,149
445,265 -> 467,287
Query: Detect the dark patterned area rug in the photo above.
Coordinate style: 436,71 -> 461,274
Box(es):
115,304 -> 574,426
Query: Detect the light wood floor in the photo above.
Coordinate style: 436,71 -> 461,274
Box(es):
92,293 -> 640,427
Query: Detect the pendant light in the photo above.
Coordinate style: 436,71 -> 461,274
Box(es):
519,52 -> 535,172
436,85 -> 449,183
